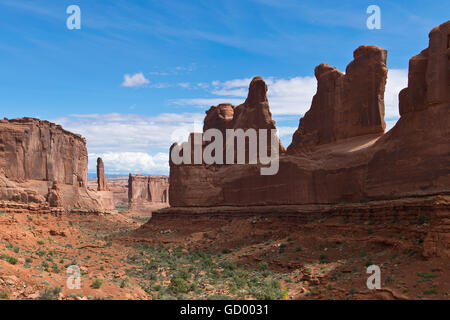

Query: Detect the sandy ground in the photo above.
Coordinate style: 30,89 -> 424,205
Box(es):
0,199 -> 448,300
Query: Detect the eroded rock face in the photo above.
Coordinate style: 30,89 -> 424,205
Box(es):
0,118 -> 88,185
128,174 -> 169,211
365,21 -> 450,199
97,158 -> 109,191
203,77 -> 277,132
47,181 -> 63,207
0,118 -> 115,210
399,21 -> 450,114
288,45 -> 387,153
0,169 -> 46,204
170,76 -> 285,169
169,22 -> 450,207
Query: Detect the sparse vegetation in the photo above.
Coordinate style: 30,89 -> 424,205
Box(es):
417,272 -> 438,279
38,287 -> 61,300
0,254 -> 18,265
91,278 -> 104,289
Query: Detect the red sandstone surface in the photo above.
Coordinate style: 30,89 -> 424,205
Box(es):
0,118 -> 114,211
169,22 -> 450,207
128,174 -> 169,211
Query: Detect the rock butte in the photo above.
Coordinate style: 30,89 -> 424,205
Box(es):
169,21 -> 450,207
0,118 -> 114,211
128,174 -> 169,211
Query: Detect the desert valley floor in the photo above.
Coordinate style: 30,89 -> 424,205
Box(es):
0,195 -> 448,300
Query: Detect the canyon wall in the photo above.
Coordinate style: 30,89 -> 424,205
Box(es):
169,21 -> 450,207
288,45 -> 387,153
0,118 -> 87,186
0,118 -> 115,210
128,174 -> 169,211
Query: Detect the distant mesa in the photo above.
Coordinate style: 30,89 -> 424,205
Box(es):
128,174 -> 169,211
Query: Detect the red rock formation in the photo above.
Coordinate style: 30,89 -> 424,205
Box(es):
169,22 -> 450,207
47,181 -> 63,207
97,158 -> 109,191
0,168 -> 46,204
128,174 -> 169,211
288,45 -> 387,153
365,21 -> 450,200
0,118 -> 87,185
0,118 -> 115,211
203,77 -> 277,132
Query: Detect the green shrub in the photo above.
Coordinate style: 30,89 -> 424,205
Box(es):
0,254 -> 18,265
38,287 -> 61,300
417,272 -> 438,279
120,278 -> 129,288
91,278 -> 103,289
258,262 -> 268,271
175,269 -> 190,281
249,279 -> 283,300
169,277 -> 190,294
39,261 -> 49,271
423,289 -> 437,295
207,294 -> 233,300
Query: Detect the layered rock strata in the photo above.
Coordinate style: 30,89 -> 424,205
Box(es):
169,22 -> 450,207
0,118 -> 115,210
128,174 -> 169,211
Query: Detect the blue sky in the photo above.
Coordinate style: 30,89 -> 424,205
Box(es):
0,0 -> 448,175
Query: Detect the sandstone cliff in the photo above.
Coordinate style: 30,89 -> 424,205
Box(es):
128,174 -> 169,211
0,118 -> 87,185
169,21 -> 450,207
0,118 -> 115,210
288,46 -> 387,153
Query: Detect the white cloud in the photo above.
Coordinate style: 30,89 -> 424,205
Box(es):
121,72 -> 150,87
174,76 -> 315,115
385,69 -> 408,119
52,112 -> 205,175
277,126 -> 297,138
175,69 -> 407,121
89,152 -> 169,175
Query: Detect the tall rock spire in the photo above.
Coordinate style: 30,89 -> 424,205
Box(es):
97,157 -> 109,191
